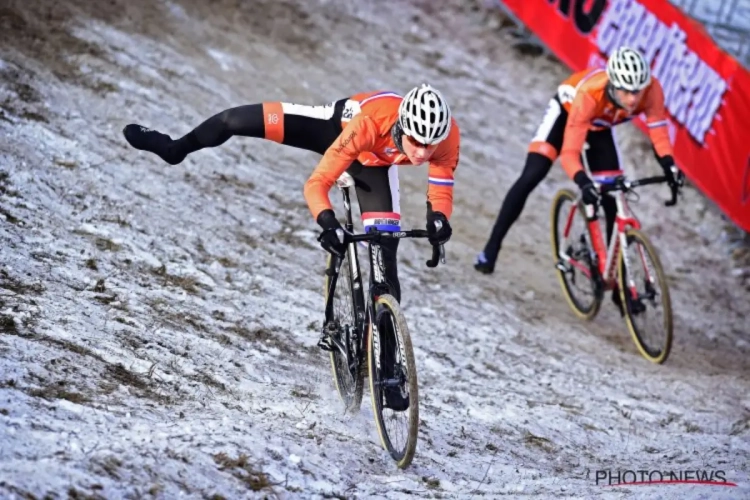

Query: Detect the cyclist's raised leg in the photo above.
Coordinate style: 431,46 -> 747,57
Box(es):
476,95 -> 566,273
348,162 -> 402,302
123,98 -> 348,165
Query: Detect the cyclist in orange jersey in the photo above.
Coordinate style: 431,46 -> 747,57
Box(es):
475,47 -> 683,292
122,84 -> 459,316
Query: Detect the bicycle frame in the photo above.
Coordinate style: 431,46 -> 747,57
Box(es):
584,187 -> 640,289
322,172 -> 443,371
558,173 -> 672,294
322,177 -> 368,372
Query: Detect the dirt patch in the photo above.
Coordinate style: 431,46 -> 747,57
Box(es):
104,362 -> 173,404
29,381 -> 90,404
151,264 -> 210,295
225,323 -> 299,354
186,370 -> 230,394
0,269 -> 45,295
90,455 -> 123,480
212,452 -> 276,493
0,314 -> 17,334
522,431 -> 556,454
214,172 -> 256,191
0,171 -> 20,198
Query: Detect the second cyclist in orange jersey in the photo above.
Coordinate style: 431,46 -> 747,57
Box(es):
475,46 -> 683,280
122,84 -> 460,310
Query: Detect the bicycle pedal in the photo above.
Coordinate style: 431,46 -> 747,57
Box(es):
317,335 -> 335,352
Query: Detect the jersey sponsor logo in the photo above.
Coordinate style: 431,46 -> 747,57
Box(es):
371,244 -> 385,284
370,218 -> 400,226
334,130 -> 357,154
596,0 -> 728,144
349,245 -> 359,281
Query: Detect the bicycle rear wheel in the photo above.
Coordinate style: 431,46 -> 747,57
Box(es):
617,229 -> 673,364
367,294 -> 419,469
324,252 -> 365,412
550,189 -> 602,319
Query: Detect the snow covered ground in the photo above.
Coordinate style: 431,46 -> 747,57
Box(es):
1,0 -> 748,498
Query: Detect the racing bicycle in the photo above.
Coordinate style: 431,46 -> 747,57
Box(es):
321,172 -> 444,468
550,171 -> 678,364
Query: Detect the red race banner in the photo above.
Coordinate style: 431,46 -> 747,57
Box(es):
500,0 -> 750,232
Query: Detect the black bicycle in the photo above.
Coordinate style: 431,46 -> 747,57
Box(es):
321,173 -> 444,469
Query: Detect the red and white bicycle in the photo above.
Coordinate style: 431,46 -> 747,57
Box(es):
550,170 -> 678,364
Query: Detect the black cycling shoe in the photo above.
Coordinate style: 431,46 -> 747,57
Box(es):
123,124 -> 186,165
473,251 -> 496,274
612,288 -> 647,316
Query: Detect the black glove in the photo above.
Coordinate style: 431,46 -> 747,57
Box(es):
665,165 -> 684,188
574,171 -> 600,206
316,209 -> 348,257
426,202 -> 452,245
657,154 -> 684,188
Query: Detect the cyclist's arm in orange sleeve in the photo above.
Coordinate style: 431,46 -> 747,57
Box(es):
643,81 -> 673,158
426,125 -> 460,218
560,92 -> 597,180
303,114 -> 377,220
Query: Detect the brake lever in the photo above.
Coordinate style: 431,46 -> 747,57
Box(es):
664,183 -> 679,207
426,243 -> 445,268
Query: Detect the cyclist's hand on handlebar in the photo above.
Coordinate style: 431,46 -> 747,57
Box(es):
426,202 -> 452,245
574,171 -> 601,206
664,165 -> 684,189
661,165 -> 684,207
316,209 -> 349,257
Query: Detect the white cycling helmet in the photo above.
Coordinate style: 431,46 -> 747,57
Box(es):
398,84 -> 451,145
606,47 -> 651,92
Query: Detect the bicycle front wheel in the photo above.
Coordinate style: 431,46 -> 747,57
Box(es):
550,188 -> 602,320
324,251 -> 365,412
367,294 -> 419,469
617,229 -> 673,364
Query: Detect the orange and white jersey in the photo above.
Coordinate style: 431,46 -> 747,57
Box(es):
557,68 -> 673,179
304,91 -> 461,221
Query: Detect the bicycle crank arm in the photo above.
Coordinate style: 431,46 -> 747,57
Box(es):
328,334 -> 348,358
555,260 -> 571,272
